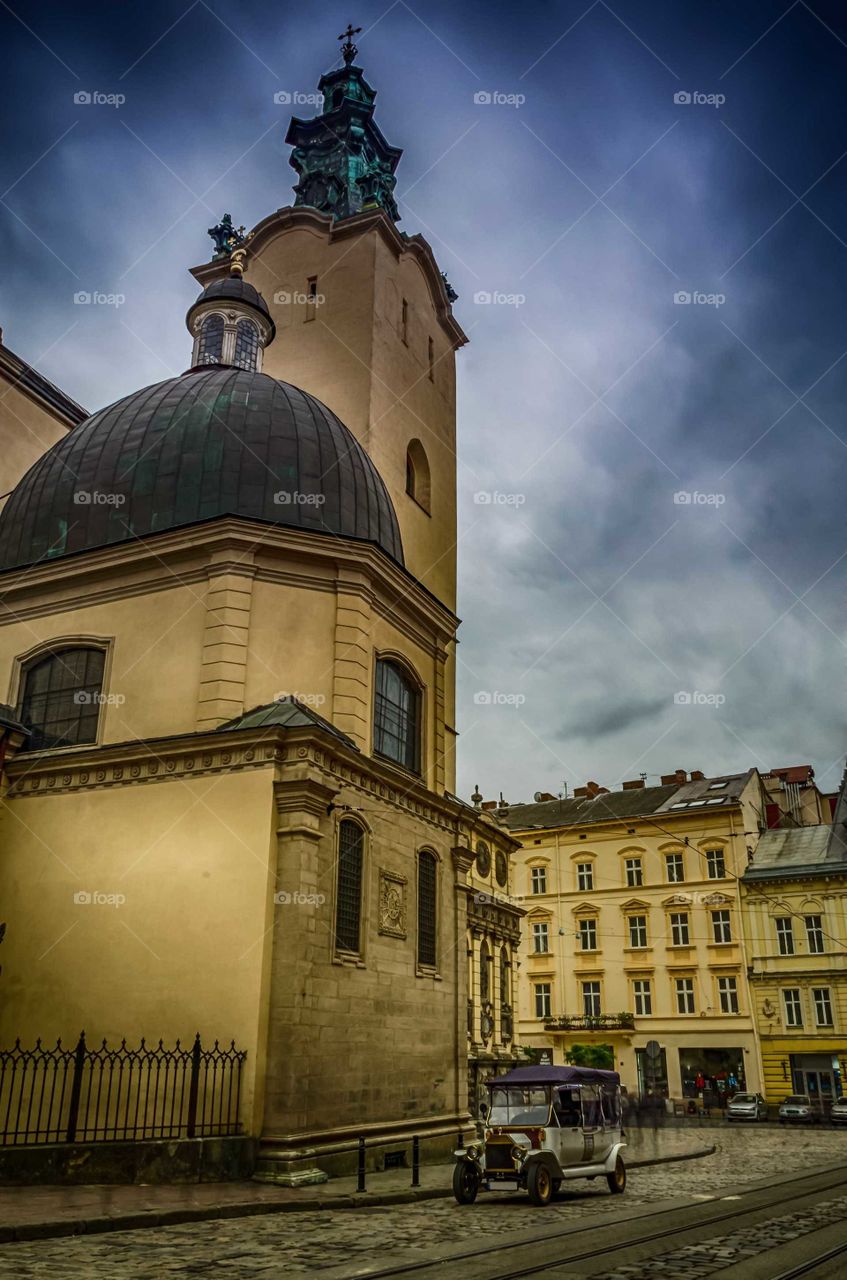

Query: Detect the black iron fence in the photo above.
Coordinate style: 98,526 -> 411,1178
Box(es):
0,1032 -> 246,1146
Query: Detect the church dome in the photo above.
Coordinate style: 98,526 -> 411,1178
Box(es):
186,276 -> 273,330
0,368 -> 404,570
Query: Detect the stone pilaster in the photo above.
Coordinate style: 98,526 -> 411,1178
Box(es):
332,570 -> 372,748
195,554 -> 256,729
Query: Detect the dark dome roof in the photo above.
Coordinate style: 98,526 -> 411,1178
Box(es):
186,275 -> 272,325
0,368 -> 403,570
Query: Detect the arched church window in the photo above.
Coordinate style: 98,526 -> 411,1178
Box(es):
334,820 -> 364,954
417,850 -> 437,967
18,647 -> 105,750
479,940 -> 491,1001
405,439 -> 431,514
196,314 -> 224,365
374,658 -> 421,772
233,318 -> 259,371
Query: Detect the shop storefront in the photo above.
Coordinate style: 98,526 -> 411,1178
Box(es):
678,1047 -> 746,1107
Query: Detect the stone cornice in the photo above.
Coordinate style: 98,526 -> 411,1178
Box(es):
0,518 -> 458,651
189,205 -> 468,350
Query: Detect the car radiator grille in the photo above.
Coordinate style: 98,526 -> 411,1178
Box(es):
485,1143 -> 515,1172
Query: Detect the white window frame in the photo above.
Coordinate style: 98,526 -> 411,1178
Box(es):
776,917 -> 795,956
534,982 -> 552,1019
530,866 -> 547,895
706,848 -> 726,879
782,988 -> 803,1028
665,852 -> 684,883
711,909 -> 732,944
532,921 -> 550,954
633,978 -> 652,1016
625,857 -> 643,887
675,977 -> 695,1014
576,862 -> 594,891
718,975 -> 739,1014
578,918 -> 598,952
582,980 -> 601,1017
670,912 -> 690,946
628,915 -> 648,948
805,915 -> 825,954
812,987 -> 833,1027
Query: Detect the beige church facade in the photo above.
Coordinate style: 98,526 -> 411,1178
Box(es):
0,41 -> 522,1181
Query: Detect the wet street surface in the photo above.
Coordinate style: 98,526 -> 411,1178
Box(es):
0,1126 -> 844,1277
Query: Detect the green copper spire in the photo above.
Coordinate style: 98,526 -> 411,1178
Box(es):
285,30 -> 402,223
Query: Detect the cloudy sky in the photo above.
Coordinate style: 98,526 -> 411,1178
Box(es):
1,0 -> 845,802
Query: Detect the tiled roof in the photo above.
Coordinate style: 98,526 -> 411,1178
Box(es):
215,697 -> 358,749
742,825 -> 844,879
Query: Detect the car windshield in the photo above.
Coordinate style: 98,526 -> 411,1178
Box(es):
488,1087 -> 551,1126
784,1096 -> 810,1105
732,1094 -> 756,1103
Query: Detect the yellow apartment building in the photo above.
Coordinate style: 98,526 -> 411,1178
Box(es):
496,769 -> 769,1103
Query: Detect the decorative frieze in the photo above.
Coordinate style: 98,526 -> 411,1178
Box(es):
378,869 -> 407,938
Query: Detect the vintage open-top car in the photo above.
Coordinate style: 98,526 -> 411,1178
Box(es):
453,1064 -> 627,1206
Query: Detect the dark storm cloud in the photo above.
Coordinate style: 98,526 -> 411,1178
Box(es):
1,1 -> 845,799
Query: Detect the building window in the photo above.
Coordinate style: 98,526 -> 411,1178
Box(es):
633,979 -> 652,1016
480,940 -> 490,1001
401,297 -> 408,344
670,912 -> 690,946
374,659 -> 420,772
628,915 -> 648,948
578,918 -> 597,951
428,336 -> 434,380
530,866 -> 547,895
582,980 -> 601,1017
775,917 -> 795,956
196,313 -> 224,364
500,947 -> 510,1006
532,922 -> 549,954
805,915 -> 825,954
706,848 -> 726,879
665,852 -> 684,883
577,862 -> 594,891
534,982 -> 551,1019
675,977 -> 695,1014
405,439 -> 431,513
334,820 -> 364,954
711,909 -> 732,944
718,976 -> 739,1014
232,318 -> 259,370
625,857 -> 643,887
19,647 -> 106,751
812,987 -> 833,1027
782,988 -> 803,1028
417,851 -> 437,968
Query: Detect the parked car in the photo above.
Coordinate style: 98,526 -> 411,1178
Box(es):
778,1094 -> 820,1124
830,1096 -> 847,1126
726,1092 -> 768,1122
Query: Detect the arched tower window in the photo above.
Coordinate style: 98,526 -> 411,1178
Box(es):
334,820 -> 364,954
196,313 -> 225,365
233,318 -> 259,371
417,850 -> 438,968
405,439 -> 431,514
374,658 -> 421,772
18,647 -> 105,750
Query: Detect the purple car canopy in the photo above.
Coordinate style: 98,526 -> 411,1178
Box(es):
486,1065 -> 621,1089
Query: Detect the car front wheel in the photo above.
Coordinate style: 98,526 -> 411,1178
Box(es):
527,1162 -> 554,1206
452,1161 -> 480,1205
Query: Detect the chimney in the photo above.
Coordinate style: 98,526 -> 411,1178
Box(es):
535,792 -> 557,802
573,786 -> 589,798
661,774 -> 677,785
622,779 -> 646,790
585,780 -> 601,797
690,770 -> 705,782
481,800 -> 498,811
675,769 -> 687,784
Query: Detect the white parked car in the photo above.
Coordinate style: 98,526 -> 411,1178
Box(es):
829,1096 -> 847,1126
726,1092 -> 768,1122
778,1094 -> 820,1124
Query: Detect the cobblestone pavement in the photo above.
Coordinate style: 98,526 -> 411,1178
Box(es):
0,1128 -> 844,1278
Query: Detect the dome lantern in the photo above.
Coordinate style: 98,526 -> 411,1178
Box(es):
186,237 -> 275,373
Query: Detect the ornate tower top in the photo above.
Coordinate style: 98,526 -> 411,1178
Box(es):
285,31 -> 402,223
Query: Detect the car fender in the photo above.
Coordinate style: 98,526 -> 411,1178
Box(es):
523,1150 -> 564,1180
603,1142 -> 627,1173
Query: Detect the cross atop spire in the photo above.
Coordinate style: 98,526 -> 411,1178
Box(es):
338,23 -> 362,66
